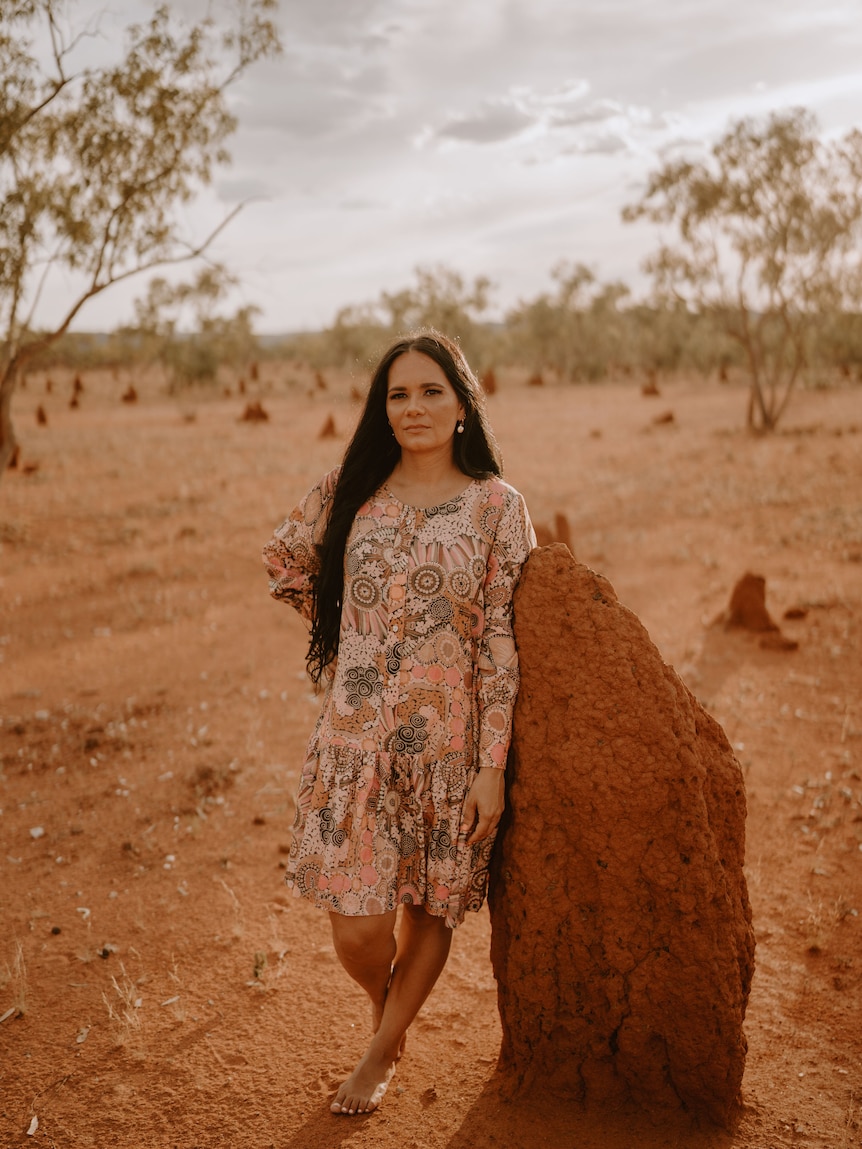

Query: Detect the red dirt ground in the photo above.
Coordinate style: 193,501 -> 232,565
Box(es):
1,365 -> 860,1148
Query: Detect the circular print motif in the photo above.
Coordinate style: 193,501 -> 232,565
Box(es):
344,665 -> 382,708
383,790 -> 401,815
431,630 -> 461,668
480,506 -> 500,538
447,568 -> 472,599
293,858 -> 321,896
319,807 -> 347,847
399,831 -> 417,858
410,563 -> 445,598
429,597 -> 454,624
387,714 -> 429,754
386,640 -> 407,675
349,575 -> 382,611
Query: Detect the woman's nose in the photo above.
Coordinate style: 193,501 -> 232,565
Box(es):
405,392 -> 424,413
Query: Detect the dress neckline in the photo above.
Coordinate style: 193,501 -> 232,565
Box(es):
381,477 -> 478,512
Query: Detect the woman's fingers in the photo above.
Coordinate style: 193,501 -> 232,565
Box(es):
460,793 -> 478,839
466,809 -> 498,846
462,769 -> 505,845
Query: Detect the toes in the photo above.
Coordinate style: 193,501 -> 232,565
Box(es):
331,1091 -> 361,1116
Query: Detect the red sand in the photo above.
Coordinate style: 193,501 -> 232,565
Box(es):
1,369 -> 860,1147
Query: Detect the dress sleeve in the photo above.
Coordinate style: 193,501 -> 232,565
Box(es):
262,467 -> 340,623
476,486 -> 536,770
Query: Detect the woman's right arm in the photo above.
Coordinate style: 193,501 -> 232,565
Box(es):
262,468 -> 339,622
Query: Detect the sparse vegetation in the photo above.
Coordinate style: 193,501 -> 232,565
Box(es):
0,941 -> 28,1018
623,108 -> 862,431
0,0 -> 281,475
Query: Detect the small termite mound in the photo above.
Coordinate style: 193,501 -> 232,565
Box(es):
716,572 -> 799,651
533,512 -> 574,554
481,367 -> 497,395
318,414 -> 337,439
239,400 -> 269,423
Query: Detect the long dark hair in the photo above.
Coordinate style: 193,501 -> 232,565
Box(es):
307,329 -> 502,683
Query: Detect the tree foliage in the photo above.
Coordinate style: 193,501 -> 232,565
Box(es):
623,108 -> 862,431
0,0 -> 280,470
505,262 -> 630,380
119,268 -> 261,389
298,264 -> 495,372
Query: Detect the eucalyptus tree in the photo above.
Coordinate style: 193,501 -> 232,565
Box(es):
303,264 -> 495,372
0,0 -> 280,473
506,262 -> 630,381
120,267 -> 261,391
624,108 -> 862,431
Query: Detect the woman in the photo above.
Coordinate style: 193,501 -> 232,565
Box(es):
262,330 -> 534,1116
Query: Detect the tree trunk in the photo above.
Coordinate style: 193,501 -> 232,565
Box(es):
746,377 -> 773,433
0,363 -> 19,477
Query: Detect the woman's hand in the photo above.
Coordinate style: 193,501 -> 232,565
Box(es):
461,767 -> 506,846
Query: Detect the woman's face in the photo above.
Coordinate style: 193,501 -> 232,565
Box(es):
385,351 -> 465,459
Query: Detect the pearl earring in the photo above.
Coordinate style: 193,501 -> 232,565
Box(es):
456,419 -> 465,434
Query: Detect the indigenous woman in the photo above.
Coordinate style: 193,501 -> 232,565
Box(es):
262,330 -> 535,1115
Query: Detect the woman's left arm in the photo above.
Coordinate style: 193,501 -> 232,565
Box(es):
462,488 -> 536,845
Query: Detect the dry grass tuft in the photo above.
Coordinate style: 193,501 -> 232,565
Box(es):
102,964 -> 143,1045
0,941 -> 29,1017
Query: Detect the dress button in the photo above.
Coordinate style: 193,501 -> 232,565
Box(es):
392,623 -> 399,632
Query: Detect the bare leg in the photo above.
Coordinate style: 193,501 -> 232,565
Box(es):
329,904 -> 452,1115
329,909 -> 397,1036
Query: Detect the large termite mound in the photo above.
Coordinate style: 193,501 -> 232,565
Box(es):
489,544 -> 755,1129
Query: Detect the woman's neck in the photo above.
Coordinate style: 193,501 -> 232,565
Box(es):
386,451 -> 468,506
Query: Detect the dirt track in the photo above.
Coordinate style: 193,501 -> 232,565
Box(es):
1,367 -> 860,1147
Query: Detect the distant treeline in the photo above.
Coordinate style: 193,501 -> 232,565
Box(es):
25,301 -> 862,386
22,263 -> 862,386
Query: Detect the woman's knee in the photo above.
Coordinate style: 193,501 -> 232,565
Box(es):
329,910 -> 396,963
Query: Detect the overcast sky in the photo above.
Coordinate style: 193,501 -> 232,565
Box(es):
29,0 -> 862,333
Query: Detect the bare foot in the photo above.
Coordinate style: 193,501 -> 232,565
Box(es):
330,1048 -> 395,1116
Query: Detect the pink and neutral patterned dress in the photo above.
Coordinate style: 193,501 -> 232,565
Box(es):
263,467 -> 535,927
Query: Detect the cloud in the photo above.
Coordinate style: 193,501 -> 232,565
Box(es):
435,99 -> 535,144
418,81 -> 662,161
577,133 -> 630,156
552,99 -> 624,127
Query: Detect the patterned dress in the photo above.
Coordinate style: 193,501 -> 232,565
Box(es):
263,468 -> 535,927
